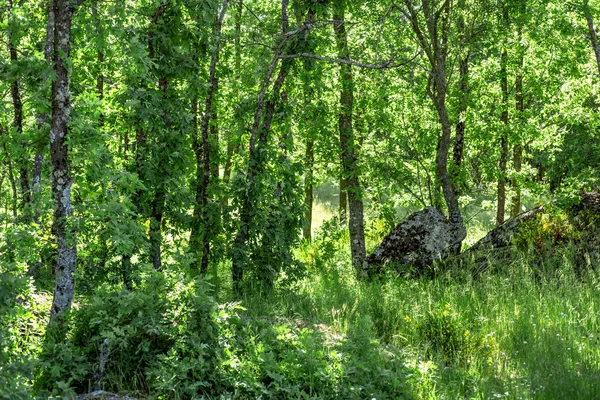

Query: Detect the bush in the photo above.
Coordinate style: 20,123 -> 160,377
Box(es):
0,264 -> 47,400
36,269 -> 218,398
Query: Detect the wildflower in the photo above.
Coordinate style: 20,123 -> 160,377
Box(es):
523,341 -> 527,344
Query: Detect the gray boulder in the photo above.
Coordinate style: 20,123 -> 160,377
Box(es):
366,207 -> 466,268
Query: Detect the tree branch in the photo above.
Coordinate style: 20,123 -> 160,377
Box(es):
278,52 -> 420,69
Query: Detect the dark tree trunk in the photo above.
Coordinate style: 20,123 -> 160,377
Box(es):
497,6 -> 509,226
511,26 -> 524,218
401,0 -> 465,250
149,76 -> 169,270
452,54 -> 468,197
303,139 -> 314,241
222,0 -> 243,194
190,0 -> 228,273
584,0 -> 600,76
334,7 -> 367,277
1,138 -> 18,219
48,0 -> 81,326
339,177 -> 347,223
32,1 -> 54,219
7,0 -> 30,212
452,2 -> 468,197
232,0 -> 299,293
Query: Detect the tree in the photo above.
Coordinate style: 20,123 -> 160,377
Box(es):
190,0 -> 228,273
48,0 -> 85,326
397,0 -> 466,248
333,1 -> 368,277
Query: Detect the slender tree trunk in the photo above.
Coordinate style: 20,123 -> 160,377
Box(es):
303,139 -> 314,241
48,0 -> 81,326
232,0 -> 300,293
333,8 -> 367,277
453,2 -> 468,197
511,25 -> 524,218
497,7 -> 510,226
339,178 -> 347,223
190,0 -> 228,273
33,1 -> 54,209
7,0 -> 30,212
222,0 -> 243,191
1,139 -> 18,219
149,76 -> 169,270
584,0 -> 600,76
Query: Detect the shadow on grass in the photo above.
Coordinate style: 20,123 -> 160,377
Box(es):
505,314 -> 600,399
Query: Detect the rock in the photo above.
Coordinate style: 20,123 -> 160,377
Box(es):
468,205 -> 545,252
366,207 -> 466,269
76,391 -> 137,400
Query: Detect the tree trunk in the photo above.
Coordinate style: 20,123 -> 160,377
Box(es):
453,2 -> 468,197
232,0 -> 299,293
32,0 -> 54,224
452,54 -> 468,197
7,0 -> 30,212
496,7 -> 509,226
48,0 -> 80,326
1,138 -> 18,219
190,0 -> 228,273
584,0 -> 600,76
333,8 -> 367,277
511,26 -> 524,218
303,139 -> 314,241
222,0 -> 243,193
339,177 -> 347,223
149,75 -> 169,270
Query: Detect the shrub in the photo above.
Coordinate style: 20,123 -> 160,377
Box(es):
36,269 -> 218,398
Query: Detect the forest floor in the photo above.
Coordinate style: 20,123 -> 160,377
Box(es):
2,191 -> 599,399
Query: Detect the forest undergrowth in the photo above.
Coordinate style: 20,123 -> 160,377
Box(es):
2,198 -> 600,400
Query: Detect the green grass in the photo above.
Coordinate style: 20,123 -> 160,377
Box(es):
230,240 -> 600,399
3,189 -> 600,399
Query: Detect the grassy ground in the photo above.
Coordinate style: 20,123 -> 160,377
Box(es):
2,188 -> 599,399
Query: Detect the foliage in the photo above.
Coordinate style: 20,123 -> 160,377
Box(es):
36,270 -> 218,398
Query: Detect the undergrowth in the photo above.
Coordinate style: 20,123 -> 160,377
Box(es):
1,212 -> 600,399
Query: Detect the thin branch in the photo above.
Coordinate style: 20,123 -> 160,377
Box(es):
278,51 -> 421,69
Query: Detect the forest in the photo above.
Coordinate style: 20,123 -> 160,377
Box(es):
1,0 -> 600,398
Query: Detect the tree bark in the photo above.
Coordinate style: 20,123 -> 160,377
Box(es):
7,0 -> 30,212
1,137 -> 18,219
400,0 -> 465,250
190,0 -> 228,273
334,7 -> 367,277
584,0 -> 600,76
303,139 -> 314,241
452,1 -> 468,197
232,0 -> 300,293
511,24 -> 524,218
32,0 -> 54,223
48,0 -> 81,326
222,0 -> 243,194
497,6 -> 509,226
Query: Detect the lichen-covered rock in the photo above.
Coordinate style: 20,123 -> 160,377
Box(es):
468,206 -> 545,252
366,207 -> 466,268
